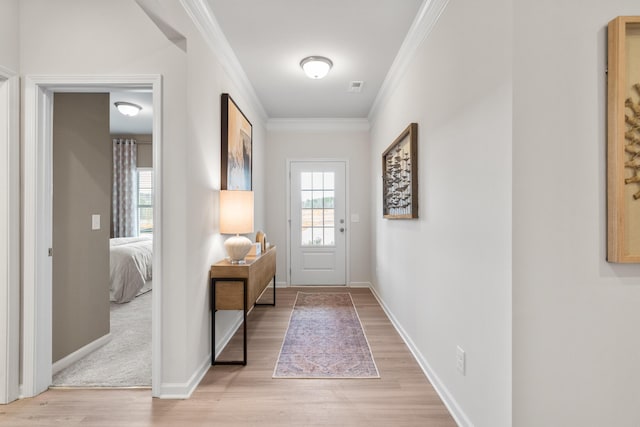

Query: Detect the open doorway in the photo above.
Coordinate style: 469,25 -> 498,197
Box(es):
48,90 -> 154,388
22,75 -> 162,397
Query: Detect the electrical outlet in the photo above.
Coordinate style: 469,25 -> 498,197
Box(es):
456,346 -> 466,375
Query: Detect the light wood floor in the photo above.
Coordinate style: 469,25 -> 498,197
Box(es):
0,287 -> 456,426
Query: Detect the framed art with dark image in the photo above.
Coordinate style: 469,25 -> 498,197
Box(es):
221,93 -> 252,190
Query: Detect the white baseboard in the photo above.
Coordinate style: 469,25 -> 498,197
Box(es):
275,281 -> 288,288
52,333 -> 111,375
368,286 -> 473,427
158,354 -> 211,399
349,281 -> 372,288
158,312 -> 244,399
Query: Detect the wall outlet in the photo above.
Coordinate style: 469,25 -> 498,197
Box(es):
456,346 -> 466,375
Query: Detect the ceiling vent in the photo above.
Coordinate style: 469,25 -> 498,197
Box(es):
348,81 -> 364,93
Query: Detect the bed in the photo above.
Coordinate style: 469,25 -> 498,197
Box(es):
110,236 -> 153,303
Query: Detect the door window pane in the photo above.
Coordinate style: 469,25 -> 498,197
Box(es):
324,209 -> 335,226
312,172 -> 323,189
301,172 -> 312,190
324,191 -> 335,208
324,228 -> 335,246
324,172 -> 334,190
300,170 -> 336,247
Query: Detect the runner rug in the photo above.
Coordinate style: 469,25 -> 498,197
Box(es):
273,292 -> 379,379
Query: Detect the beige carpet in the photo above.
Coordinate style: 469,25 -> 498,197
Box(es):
51,290 -> 151,387
273,292 -> 379,379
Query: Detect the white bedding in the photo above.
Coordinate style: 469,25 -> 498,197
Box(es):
110,236 -> 153,303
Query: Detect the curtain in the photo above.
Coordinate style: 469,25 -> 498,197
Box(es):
112,138 -> 138,237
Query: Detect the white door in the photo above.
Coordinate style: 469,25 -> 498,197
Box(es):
290,161 -> 346,285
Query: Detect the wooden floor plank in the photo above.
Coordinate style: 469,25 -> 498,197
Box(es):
0,287 -> 456,426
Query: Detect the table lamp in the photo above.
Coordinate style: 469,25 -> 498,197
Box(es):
220,190 -> 254,263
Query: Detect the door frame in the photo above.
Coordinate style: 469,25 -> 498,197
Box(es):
286,158 -> 350,286
22,75 -> 163,397
0,65 -> 20,404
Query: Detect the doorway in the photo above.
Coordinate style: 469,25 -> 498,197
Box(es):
0,67 -> 19,404
22,75 -> 162,397
289,160 -> 347,285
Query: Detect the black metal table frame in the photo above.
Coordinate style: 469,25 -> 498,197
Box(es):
211,275 -> 276,366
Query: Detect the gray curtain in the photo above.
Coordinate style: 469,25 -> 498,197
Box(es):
112,138 -> 138,237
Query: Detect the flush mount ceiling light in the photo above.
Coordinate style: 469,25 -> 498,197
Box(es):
300,56 -> 333,79
114,101 -> 142,117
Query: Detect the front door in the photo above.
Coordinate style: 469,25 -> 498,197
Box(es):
290,161 -> 346,285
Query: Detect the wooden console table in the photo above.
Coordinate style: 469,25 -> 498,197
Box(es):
210,246 -> 276,365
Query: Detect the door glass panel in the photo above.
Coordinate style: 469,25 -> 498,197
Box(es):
324,191 -> 334,208
301,172 -> 312,190
312,209 -> 323,226
323,209 -> 334,226
312,191 -> 323,208
324,228 -> 335,245
301,171 -> 336,247
312,172 -> 323,189
324,172 -> 334,190
312,228 -> 324,245
301,191 -> 313,208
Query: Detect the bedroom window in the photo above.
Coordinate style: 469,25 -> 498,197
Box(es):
138,168 -> 153,235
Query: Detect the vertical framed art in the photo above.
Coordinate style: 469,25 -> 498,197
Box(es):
221,93 -> 252,190
382,123 -> 418,219
607,16 -> 640,262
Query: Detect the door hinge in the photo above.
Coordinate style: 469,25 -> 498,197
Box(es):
48,248 -> 53,257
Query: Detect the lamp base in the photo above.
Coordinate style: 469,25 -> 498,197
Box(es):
224,235 -> 252,264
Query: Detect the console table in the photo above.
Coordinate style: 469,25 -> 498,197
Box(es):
210,246 -> 276,365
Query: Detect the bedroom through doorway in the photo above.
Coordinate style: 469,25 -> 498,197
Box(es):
49,89 -> 154,388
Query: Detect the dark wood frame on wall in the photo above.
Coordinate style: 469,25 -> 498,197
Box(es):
221,93 -> 253,190
607,16 -> 640,262
382,123 -> 418,219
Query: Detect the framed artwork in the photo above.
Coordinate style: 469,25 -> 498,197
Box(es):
607,16 -> 640,262
382,123 -> 418,219
221,93 -> 252,190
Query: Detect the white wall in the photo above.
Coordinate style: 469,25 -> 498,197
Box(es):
266,123 -> 371,286
0,0 -> 18,72
513,1 -> 640,425
369,0 -> 512,425
18,0 -> 266,395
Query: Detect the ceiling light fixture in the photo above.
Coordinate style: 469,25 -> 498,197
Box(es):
300,56 -> 333,79
114,101 -> 142,117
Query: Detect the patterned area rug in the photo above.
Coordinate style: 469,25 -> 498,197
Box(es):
273,292 -> 380,379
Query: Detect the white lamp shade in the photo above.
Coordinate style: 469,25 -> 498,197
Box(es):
220,190 -> 254,234
300,56 -> 333,79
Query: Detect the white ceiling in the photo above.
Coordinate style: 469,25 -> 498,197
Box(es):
206,0 -> 423,119
110,90 -> 153,134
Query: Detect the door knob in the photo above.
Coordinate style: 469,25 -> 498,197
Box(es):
339,227 -> 345,233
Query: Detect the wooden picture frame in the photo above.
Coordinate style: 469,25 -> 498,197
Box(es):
221,93 -> 252,190
382,123 -> 418,219
607,16 -> 640,262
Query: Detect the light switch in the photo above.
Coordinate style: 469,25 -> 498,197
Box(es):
92,214 -> 101,230
351,214 -> 360,223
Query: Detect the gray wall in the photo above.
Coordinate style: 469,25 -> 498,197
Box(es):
368,0 -> 512,424
513,1 -> 640,425
52,93 -> 111,363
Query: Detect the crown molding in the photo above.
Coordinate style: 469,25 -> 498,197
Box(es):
368,0 -> 449,125
267,118 -> 370,133
180,0 -> 268,122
